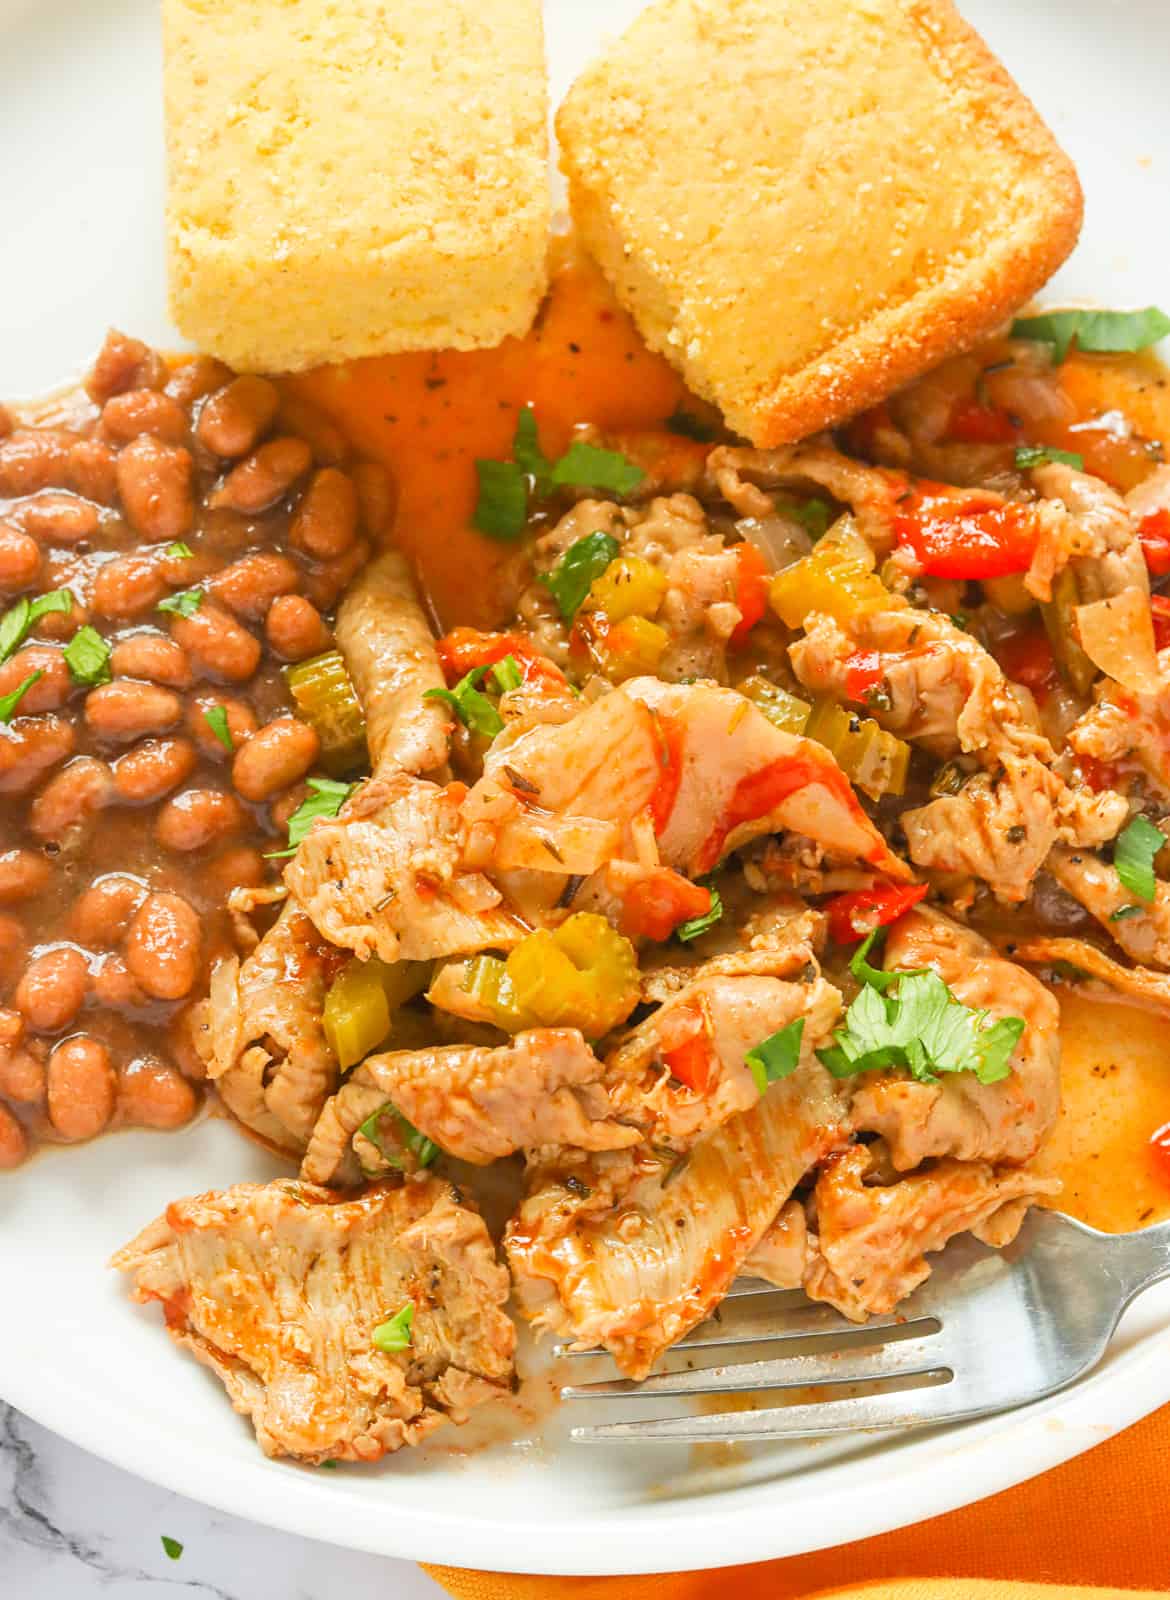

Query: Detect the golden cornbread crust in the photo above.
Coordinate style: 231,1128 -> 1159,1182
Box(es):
164,0 -> 550,372
557,0 -> 1083,446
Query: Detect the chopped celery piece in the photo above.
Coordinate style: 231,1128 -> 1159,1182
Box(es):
462,916 -> 639,1039
323,957 -> 430,1068
738,675 -> 811,736
769,525 -> 892,629
805,700 -> 909,800
1041,568 -> 1096,698
284,650 -> 368,774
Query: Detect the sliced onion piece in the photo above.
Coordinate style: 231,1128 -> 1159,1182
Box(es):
1075,586 -> 1160,695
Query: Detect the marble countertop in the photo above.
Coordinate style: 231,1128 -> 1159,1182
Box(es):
1,1404 -> 446,1598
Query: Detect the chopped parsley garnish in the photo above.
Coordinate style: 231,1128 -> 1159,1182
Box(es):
745,1017 -> 805,1096
0,671 -> 42,723
1014,445 -> 1084,471
203,704 -> 234,752
358,1102 -> 439,1169
665,408 -> 717,442
1011,307 -> 1170,363
0,589 -> 73,664
1113,814 -> 1166,903
540,531 -> 621,622
790,498 -> 831,539
160,1536 -> 183,1561
157,587 -> 204,619
266,775 -> 356,858
425,665 -> 504,740
318,1459 -> 338,1469
473,408 -> 644,541
164,541 -> 194,560
676,880 -> 724,943
63,626 -> 111,686
816,930 -> 1025,1086
372,1302 -> 414,1354
489,654 -> 523,694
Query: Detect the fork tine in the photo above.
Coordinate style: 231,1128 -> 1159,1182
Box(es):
669,1304 -> 929,1353
570,1380 -> 969,1442
561,1329 -> 948,1399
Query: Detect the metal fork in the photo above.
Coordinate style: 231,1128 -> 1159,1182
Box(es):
563,1209 -> 1170,1442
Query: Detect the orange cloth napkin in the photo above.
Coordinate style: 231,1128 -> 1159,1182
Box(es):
423,1402 -> 1170,1599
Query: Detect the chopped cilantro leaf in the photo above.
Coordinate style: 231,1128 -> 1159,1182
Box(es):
676,880 -> 724,943
0,589 -> 73,664
157,587 -> 204,619
1114,814 -> 1166,903
358,1102 -> 440,1169
549,441 -> 645,496
164,541 -> 194,559
745,1017 -> 805,1097
539,531 -> 621,622
425,666 -> 504,739
266,775 -> 355,858
203,704 -> 234,752
63,625 -> 111,686
161,1536 -> 183,1561
372,1302 -> 414,1354
1011,307 -> 1170,363
790,498 -> 831,539
512,405 -> 552,486
0,671 -> 42,723
472,459 -> 528,541
1014,445 -> 1084,471
489,654 -> 522,694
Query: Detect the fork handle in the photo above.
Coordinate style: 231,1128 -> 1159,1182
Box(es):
1113,1217 -> 1170,1300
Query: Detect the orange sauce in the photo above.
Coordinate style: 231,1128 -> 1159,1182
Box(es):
288,243 -> 689,629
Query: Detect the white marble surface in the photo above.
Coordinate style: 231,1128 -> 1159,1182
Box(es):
0,1404 -> 447,1598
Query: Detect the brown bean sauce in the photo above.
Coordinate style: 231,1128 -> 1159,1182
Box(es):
0,331 -> 390,1166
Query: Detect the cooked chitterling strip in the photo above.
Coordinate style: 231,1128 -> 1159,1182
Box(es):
285,771 -> 525,963
604,946 -> 841,1149
506,1052 -> 847,1379
790,607 -> 1050,763
802,1145 -> 1060,1322
200,906 -> 339,1155
1025,462 -> 1148,605
741,1197 -> 810,1289
111,1178 -> 514,1462
306,1029 -> 641,1176
705,441 -> 904,549
847,909 -> 1060,1170
1001,934 -> 1170,1017
335,545 -> 449,778
624,677 -> 908,879
1067,647 -> 1170,799
1046,845 -> 1170,969
902,753 -> 1126,905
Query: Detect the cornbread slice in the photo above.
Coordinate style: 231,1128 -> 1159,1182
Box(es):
164,0 -> 550,371
557,0 -> 1082,445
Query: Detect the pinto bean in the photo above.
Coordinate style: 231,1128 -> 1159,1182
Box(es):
86,331 -> 166,403
303,538 -> 370,611
187,694 -> 256,757
91,552 -> 170,619
109,632 -> 192,688
0,646 -> 71,713
15,945 -> 88,1032
270,780 -> 309,832
29,756 -> 114,841
0,430 -> 71,496
276,395 -> 349,465
70,874 -> 147,947
208,551 -> 300,620
0,715 -> 75,793
290,468 -> 358,560
154,787 -> 247,851
0,521 -> 42,591
352,460 -> 396,541
0,915 -> 27,986
231,716 -> 319,802
89,955 -> 148,1010
47,1035 -> 117,1140
26,590 -> 86,641
0,1015 -> 46,1103
19,491 -> 101,544
116,436 -> 195,542
0,1104 -> 28,1168
203,845 -> 267,899
124,891 -> 202,1000
118,1058 -> 198,1129
0,849 -> 52,904
196,375 -> 280,458
84,680 -> 182,741
264,593 -> 332,661
112,736 -> 198,803
169,603 -> 261,682
166,355 -> 233,409
66,437 -> 119,505
212,436 -> 312,514
102,388 -> 189,446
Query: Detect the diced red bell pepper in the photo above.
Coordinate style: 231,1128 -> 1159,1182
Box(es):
947,399 -> 1017,446
436,627 -> 566,689
648,712 -> 685,834
825,882 -> 928,944
620,869 -> 712,943
843,649 -> 885,700
996,625 -> 1059,699
1139,509 -> 1170,577
893,484 -> 1037,578
658,1002 -> 715,1094
729,543 -> 770,648
1151,594 -> 1170,652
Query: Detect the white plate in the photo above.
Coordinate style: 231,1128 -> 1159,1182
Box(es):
3,0 -> 1170,1576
